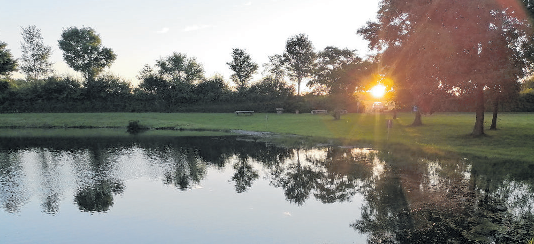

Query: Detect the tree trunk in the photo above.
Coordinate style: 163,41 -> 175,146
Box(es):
297,77 -> 301,96
490,99 -> 498,130
411,110 -> 422,126
472,86 -> 485,136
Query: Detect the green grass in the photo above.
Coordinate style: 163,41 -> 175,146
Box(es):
1,112 -> 533,162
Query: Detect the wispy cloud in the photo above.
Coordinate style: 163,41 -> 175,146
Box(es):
183,25 -> 212,32
156,27 -> 170,34
244,1 -> 252,6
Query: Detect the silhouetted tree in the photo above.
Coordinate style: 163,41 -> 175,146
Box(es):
58,26 -> 116,81
227,48 -> 258,93
153,52 -> 204,84
283,34 -> 316,96
194,75 -> 230,103
359,0 -> 528,135
309,46 -> 371,117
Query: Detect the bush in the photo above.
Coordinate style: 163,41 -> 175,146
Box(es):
126,120 -> 148,134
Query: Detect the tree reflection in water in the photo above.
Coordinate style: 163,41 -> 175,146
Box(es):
353,151 -> 534,243
270,147 -> 375,206
74,145 -> 125,212
75,180 -> 124,212
161,147 -> 206,191
231,155 -> 259,193
1,134 -> 534,241
0,151 -> 28,213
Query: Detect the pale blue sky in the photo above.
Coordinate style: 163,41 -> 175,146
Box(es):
1,0 -> 379,85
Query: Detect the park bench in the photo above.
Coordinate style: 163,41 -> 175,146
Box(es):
311,110 -> 328,114
235,110 -> 254,115
276,108 -> 284,114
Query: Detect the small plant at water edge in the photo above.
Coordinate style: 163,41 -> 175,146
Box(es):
126,120 -> 148,134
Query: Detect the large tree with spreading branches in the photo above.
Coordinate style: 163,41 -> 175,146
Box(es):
359,0 -> 530,135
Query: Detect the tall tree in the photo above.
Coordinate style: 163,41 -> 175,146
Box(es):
359,0 -> 528,135
227,48 -> 258,92
283,34 -> 316,96
20,25 -> 53,80
0,42 -> 17,77
58,27 -> 116,81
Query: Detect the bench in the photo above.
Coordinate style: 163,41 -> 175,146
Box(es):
311,110 -> 328,114
235,111 -> 254,115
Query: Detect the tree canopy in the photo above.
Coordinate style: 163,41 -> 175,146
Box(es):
20,25 -> 53,80
58,26 -> 116,81
153,52 -> 204,84
227,48 -> 258,92
0,42 -> 17,77
283,33 -> 316,96
358,0 -> 530,134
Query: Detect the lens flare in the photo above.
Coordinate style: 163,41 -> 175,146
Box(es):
370,84 -> 386,98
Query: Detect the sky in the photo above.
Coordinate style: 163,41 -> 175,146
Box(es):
1,0 -> 379,86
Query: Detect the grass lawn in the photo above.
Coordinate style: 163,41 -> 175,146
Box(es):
0,112 -> 533,162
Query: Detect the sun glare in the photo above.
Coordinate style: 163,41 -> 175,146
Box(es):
370,84 -> 386,98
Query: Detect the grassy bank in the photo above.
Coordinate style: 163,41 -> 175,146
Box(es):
1,112 -> 533,162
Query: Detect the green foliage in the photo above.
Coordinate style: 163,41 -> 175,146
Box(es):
310,46 -> 373,113
84,75 -> 132,99
194,75 -> 231,103
138,69 -> 169,94
0,42 -> 17,76
247,77 -> 294,101
310,46 -> 360,92
58,26 -> 116,81
20,25 -> 53,80
146,52 -> 204,84
227,48 -> 258,92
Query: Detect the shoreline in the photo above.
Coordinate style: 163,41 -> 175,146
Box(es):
1,112 -> 533,163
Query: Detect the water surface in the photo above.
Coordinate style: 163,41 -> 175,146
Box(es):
1,131 -> 533,243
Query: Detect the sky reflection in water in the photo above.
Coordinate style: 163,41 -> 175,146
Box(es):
0,135 -> 369,244
1,134 -> 534,243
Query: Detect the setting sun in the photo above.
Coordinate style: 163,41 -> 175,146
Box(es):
370,84 -> 386,98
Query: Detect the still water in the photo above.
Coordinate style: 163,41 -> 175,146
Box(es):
1,131 -> 534,243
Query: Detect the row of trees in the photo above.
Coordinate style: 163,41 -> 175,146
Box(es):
0,26 -> 373,113
2,11 -> 534,126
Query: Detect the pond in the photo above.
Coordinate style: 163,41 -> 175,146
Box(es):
1,130 -> 533,243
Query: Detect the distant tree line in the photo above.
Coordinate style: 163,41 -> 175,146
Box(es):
0,26 -> 372,113
1,23 -> 534,115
